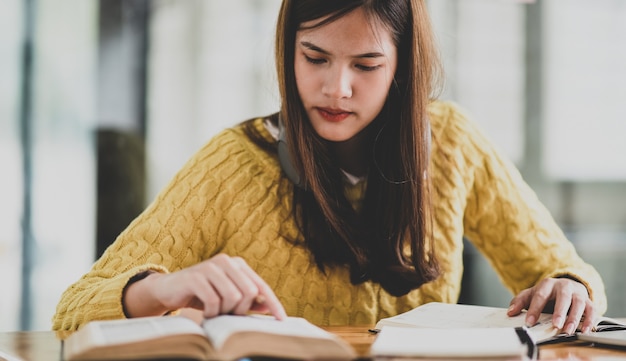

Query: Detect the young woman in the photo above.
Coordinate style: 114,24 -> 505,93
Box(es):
53,0 -> 606,336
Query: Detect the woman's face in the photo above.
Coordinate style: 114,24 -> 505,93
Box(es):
294,8 -> 398,142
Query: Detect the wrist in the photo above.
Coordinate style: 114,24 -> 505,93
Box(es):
123,270 -> 169,318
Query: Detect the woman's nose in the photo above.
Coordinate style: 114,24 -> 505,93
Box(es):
322,66 -> 352,99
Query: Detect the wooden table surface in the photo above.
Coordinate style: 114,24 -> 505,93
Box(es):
2,326 -> 626,360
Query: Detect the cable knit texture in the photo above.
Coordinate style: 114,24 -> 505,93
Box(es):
52,101 -> 607,330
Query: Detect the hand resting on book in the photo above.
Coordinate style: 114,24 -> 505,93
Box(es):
123,253 -> 287,320
507,277 -> 596,335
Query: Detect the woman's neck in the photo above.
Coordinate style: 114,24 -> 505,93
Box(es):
329,127 -> 373,177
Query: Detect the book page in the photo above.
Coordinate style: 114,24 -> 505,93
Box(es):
595,316 -> 626,332
578,330 -> 626,347
89,316 -> 205,346
201,315 -> 335,350
379,302 -> 553,328
377,302 -> 556,342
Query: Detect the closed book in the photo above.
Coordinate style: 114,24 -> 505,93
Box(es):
371,325 -> 535,360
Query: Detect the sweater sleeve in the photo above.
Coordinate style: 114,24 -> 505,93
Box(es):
436,102 -> 607,314
52,127 -> 273,331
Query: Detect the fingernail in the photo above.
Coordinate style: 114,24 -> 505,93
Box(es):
507,305 -> 515,313
581,326 -> 591,334
564,322 -> 575,335
554,316 -> 564,329
526,315 -> 536,327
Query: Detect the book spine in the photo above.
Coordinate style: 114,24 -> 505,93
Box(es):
515,326 -> 538,360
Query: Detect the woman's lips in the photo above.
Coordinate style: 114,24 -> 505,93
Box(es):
317,107 -> 352,122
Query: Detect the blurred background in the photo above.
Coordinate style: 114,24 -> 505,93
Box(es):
1,0 -> 625,331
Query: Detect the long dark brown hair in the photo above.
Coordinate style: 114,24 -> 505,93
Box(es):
244,0 -> 443,296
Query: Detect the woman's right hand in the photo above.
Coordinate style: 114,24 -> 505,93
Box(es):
123,253 -> 287,320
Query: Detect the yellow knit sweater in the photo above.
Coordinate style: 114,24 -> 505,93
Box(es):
52,101 -> 607,331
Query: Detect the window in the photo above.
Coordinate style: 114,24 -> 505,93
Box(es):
543,0 -> 626,180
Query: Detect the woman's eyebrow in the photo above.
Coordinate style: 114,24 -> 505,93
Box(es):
301,41 -> 329,55
300,41 -> 385,59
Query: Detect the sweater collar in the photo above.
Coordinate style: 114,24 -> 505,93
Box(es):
263,118 -> 366,186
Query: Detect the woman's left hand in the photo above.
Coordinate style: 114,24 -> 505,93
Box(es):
507,277 -> 596,335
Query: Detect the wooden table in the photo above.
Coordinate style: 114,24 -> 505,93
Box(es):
2,327 -> 626,360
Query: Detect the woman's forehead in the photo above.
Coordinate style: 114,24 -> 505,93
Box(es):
296,8 -> 395,55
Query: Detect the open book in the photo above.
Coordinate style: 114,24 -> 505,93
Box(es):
374,302 -> 556,345
373,302 -> 626,346
578,329 -> 626,348
62,314 -> 356,361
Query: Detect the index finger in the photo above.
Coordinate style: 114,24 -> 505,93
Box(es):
237,259 -> 287,320
525,281 -> 553,327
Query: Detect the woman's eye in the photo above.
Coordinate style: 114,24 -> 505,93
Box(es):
356,64 -> 381,72
305,55 -> 326,65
